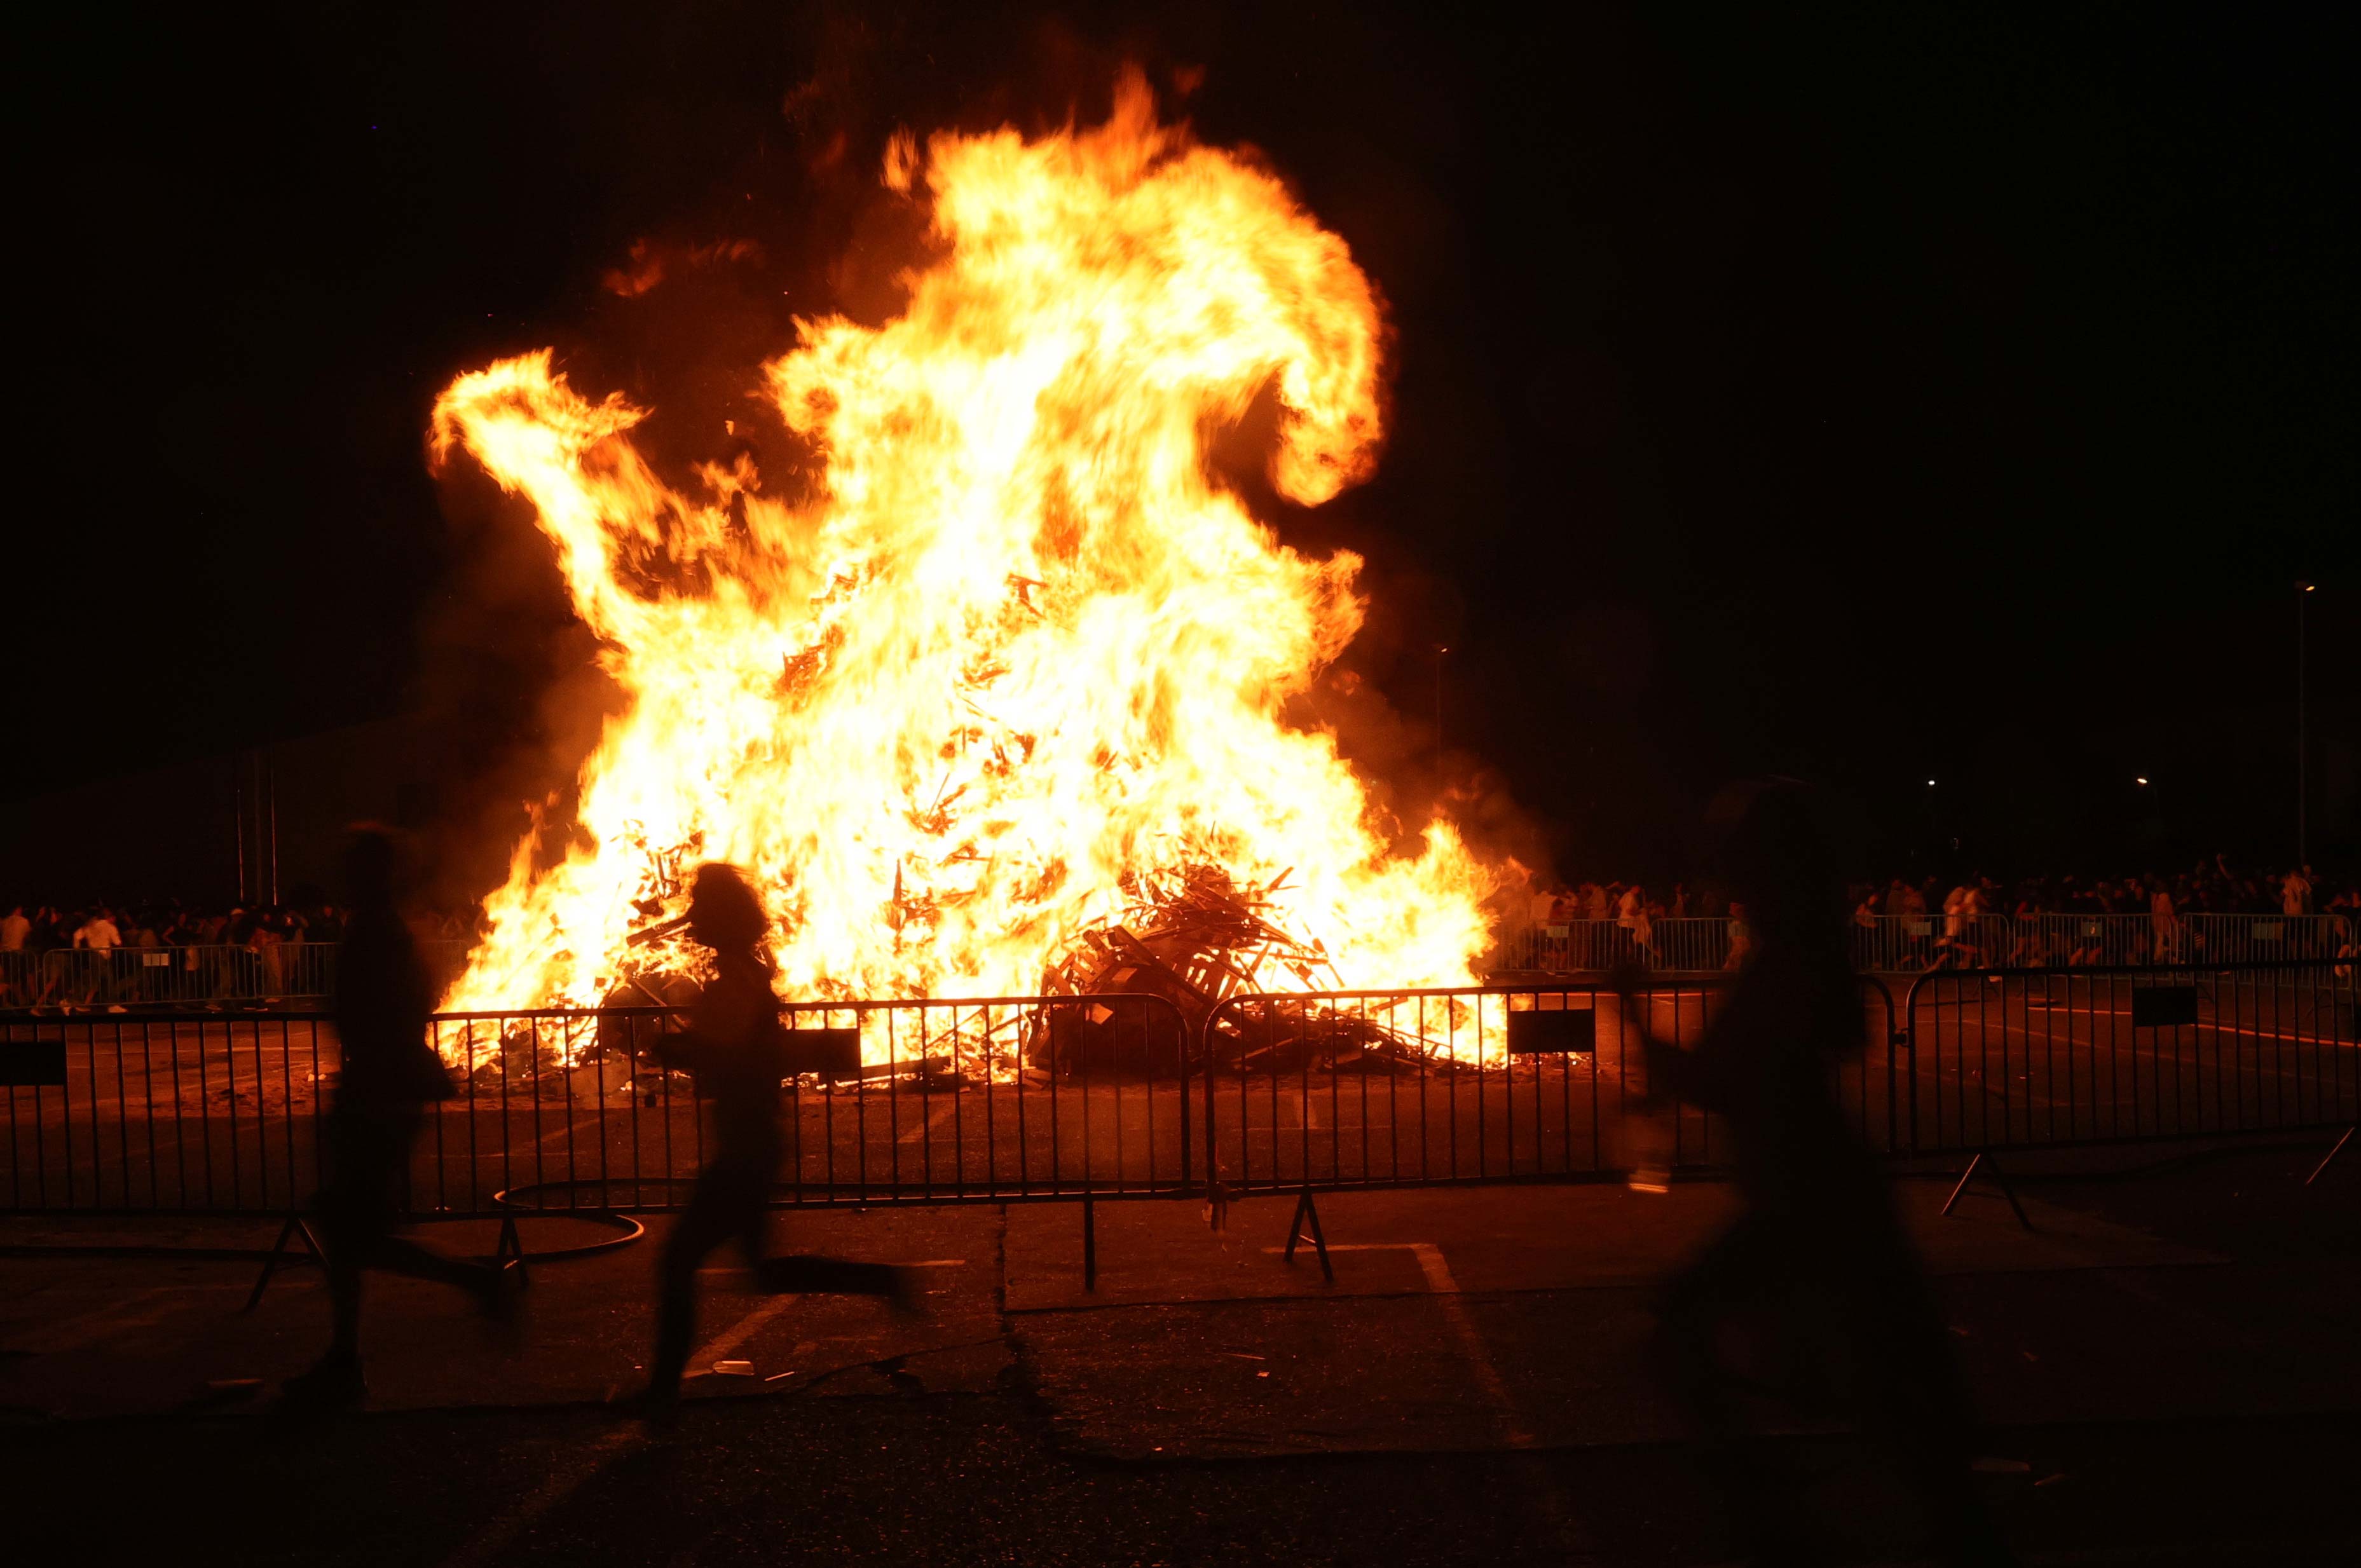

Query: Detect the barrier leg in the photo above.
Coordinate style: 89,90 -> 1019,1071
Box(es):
1082,1196 -> 1097,1293
493,1211 -> 530,1287
2306,1126 -> 2354,1187
1941,1152 -> 2030,1230
1939,1154 -> 1981,1216
244,1213 -> 328,1312
1282,1185 -> 1333,1283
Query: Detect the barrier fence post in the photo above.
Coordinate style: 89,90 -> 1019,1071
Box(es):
1201,999 -> 1224,1215
1940,1151 -> 2030,1229
1282,1183 -> 1332,1282
1081,1193 -> 1097,1292
494,1211 -> 530,1285
1177,1008 -> 1193,1194
2307,1126 -> 2353,1187
244,1212 -> 328,1311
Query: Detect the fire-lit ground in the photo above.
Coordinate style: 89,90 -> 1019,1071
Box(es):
4,1142 -> 2355,1565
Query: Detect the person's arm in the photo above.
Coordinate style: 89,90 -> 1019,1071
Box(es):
1641,1033 -> 1715,1108
644,1025 -> 707,1074
652,969 -> 762,1073
1610,964 -> 1739,1112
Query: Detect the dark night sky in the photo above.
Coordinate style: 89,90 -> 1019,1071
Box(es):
17,2 -> 2358,889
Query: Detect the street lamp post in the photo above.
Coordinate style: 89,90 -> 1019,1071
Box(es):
1435,645 -> 1448,775
2297,581 -> 2313,865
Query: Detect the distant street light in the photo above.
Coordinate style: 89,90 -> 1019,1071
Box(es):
2136,777 -> 2150,787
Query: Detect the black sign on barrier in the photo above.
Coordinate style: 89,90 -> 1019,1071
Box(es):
1,1041 -> 68,1086
2130,986 -> 2200,1028
1507,1008 -> 1596,1055
781,1026 -> 862,1078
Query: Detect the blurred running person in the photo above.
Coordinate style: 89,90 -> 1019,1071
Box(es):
1618,783 -> 2011,1565
280,828 -> 510,1413
629,863 -> 917,1421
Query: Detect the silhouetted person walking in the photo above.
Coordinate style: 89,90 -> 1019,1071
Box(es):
280,828 -> 509,1411
1618,782 -> 2010,1565
632,863 -> 915,1419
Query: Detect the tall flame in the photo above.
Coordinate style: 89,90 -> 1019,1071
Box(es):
433,75 -> 1501,1013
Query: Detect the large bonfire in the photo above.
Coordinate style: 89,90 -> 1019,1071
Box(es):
431,74 -> 1505,1022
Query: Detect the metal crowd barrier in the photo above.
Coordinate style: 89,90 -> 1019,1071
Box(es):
0,941 -> 470,1009
1,1013 -> 328,1215
1196,978 -> 1904,1199
4,964 -> 2348,1220
1510,918 -> 1735,973
431,993 -> 1196,1213
1846,914 -> 2112,974
0,993 -> 1194,1217
1899,960 -> 2357,1156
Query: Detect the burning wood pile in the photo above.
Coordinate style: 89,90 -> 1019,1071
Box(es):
1048,865 -> 1331,1011
427,74 -> 1506,1061
1038,864 -> 1424,1077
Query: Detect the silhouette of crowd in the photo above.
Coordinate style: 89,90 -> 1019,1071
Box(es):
1519,856 -> 2356,974
0,897 -> 478,1009
1526,855 -> 2353,931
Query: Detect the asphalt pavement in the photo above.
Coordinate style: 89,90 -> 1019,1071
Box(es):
2,1135 -> 2355,1565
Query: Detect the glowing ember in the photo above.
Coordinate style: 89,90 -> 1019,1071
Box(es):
431,73 -> 1505,1018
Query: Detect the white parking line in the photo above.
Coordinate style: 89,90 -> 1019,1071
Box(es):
896,1099 -> 960,1145
1258,1237 -> 1568,1543
1408,1244 -> 1537,1449
1257,1240 -> 1530,1443
690,1292 -> 801,1364
1932,1009 -> 2346,1069
434,1425 -> 643,1568
533,1118 -> 586,1149
15,1287 -> 178,1352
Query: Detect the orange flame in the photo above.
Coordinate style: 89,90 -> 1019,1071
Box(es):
432,74 -> 1503,1017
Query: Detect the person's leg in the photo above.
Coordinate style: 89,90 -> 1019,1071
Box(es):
743,1180 -> 912,1301
283,1167 -> 384,1408
349,1110 -> 502,1301
1652,1215 -> 1815,1561
371,1233 -> 498,1297
1845,1248 -> 2013,1566
313,1113 -> 398,1368
648,1174 -> 740,1398
755,1251 -> 909,1297
322,1216 -> 369,1367
1651,1217 -> 1779,1433
733,1173 -> 774,1273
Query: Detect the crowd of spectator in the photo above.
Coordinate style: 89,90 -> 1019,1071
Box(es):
5,901 -> 341,957
1842,857 -> 2355,967
0,899 -> 475,1010
1519,855 -> 2359,972
8,856 -> 2356,1008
